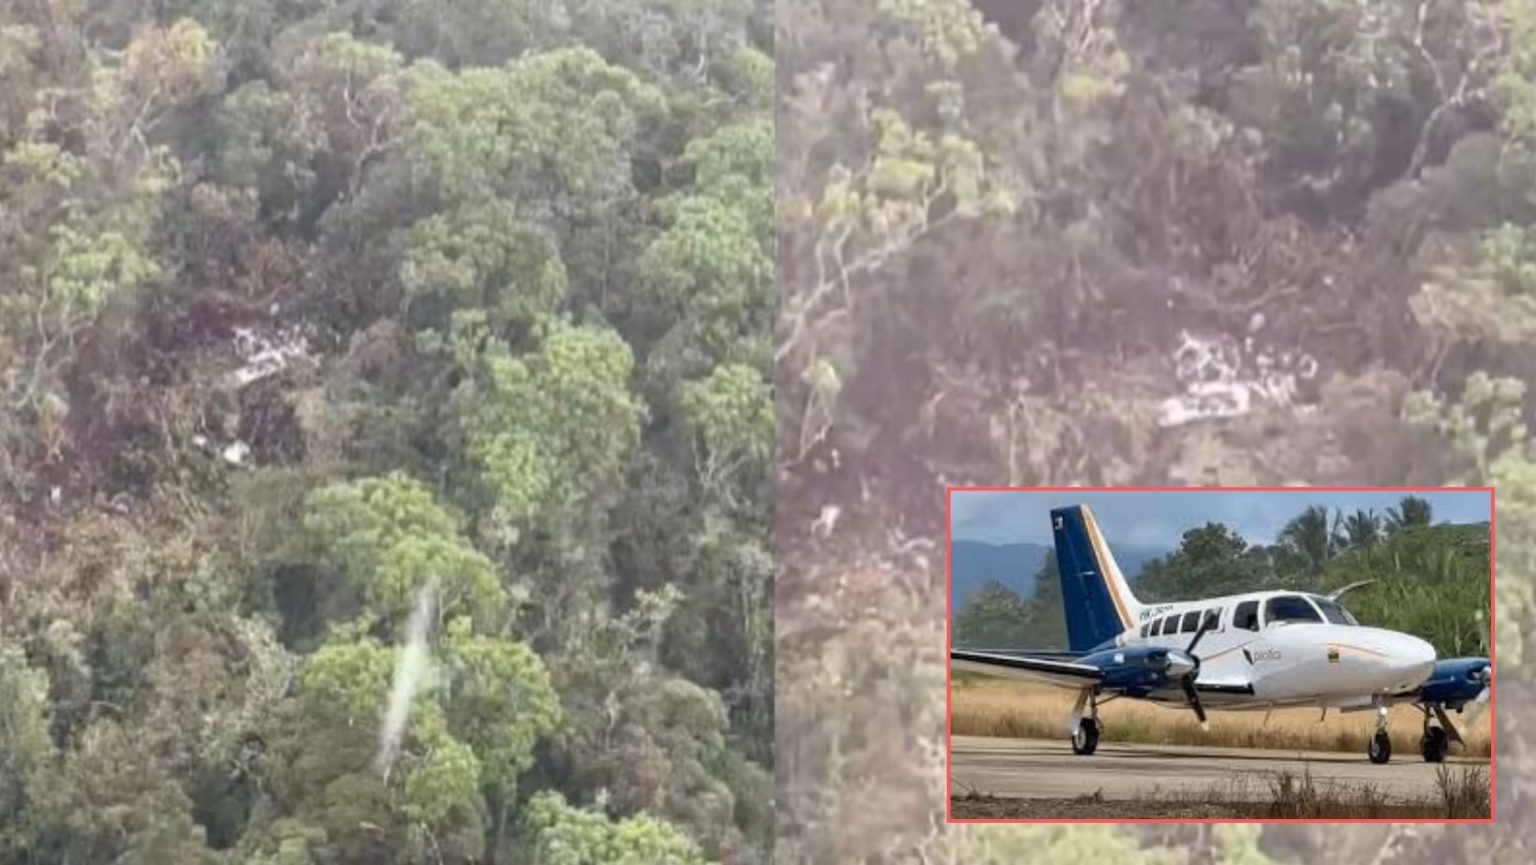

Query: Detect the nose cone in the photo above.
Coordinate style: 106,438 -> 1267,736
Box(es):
1165,650 -> 1196,678
1386,633 -> 1436,691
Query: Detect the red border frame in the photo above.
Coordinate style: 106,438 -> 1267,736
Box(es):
943,485 -> 1497,825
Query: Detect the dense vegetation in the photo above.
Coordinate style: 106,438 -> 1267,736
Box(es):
778,0 -> 1534,862
0,2 -> 772,863
955,496 -> 1491,658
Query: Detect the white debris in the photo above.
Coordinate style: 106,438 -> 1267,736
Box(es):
228,324 -> 310,388
220,441 -> 250,466
1158,329 -> 1319,428
811,505 -> 841,539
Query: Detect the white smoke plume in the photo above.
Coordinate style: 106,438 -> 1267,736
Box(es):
376,579 -> 437,781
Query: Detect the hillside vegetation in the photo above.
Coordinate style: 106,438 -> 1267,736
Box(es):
0,2 -> 772,864
777,0 -> 1534,858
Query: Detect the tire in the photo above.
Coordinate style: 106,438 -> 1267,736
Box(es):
1368,729 -> 1392,764
1421,726 -> 1449,763
1072,718 -> 1100,756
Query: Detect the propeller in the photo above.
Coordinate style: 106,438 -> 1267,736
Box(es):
1327,580 -> 1377,601
1172,617 -> 1216,731
1463,665 -> 1493,727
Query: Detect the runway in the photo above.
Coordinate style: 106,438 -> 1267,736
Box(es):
950,735 -> 1491,802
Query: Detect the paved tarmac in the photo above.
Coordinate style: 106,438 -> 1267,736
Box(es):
950,735 -> 1491,802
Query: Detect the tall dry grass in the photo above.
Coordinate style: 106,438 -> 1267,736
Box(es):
951,677 -> 1492,757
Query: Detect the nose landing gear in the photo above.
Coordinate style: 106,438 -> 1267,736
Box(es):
1368,704 -> 1392,764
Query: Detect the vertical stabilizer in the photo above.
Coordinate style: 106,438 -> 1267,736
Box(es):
1050,504 -> 1143,652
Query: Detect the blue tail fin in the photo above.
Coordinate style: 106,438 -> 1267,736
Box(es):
1051,505 -> 1142,652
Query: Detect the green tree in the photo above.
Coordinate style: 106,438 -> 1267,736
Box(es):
1385,495 -> 1435,536
519,790 -> 710,865
953,580 -> 1031,648
0,643 -> 56,859
1278,506 -> 1336,578
1137,523 -> 1260,601
1340,509 -> 1382,549
302,473 -> 506,631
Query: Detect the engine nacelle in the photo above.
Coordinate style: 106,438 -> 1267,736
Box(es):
1417,657 -> 1491,708
1078,646 -> 1191,694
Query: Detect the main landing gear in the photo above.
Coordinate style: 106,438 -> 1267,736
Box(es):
1072,691 -> 1101,755
1417,704 -> 1452,763
1421,725 -> 1449,763
1073,717 -> 1100,755
1367,704 -> 1457,763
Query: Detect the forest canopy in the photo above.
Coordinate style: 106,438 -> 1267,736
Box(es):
0,2 -> 772,863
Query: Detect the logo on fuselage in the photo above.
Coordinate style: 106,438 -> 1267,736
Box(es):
1243,647 -> 1282,664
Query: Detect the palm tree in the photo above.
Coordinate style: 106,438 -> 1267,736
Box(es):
1280,505 -> 1335,576
1385,495 -> 1433,536
1342,508 -> 1381,549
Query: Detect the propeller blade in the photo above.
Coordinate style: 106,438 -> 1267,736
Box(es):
1463,682 -> 1492,727
1180,678 -> 1209,730
1328,579 -> 1377,601
1185,617 -> 1215,655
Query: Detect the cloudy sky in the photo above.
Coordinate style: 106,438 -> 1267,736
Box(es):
951,489 -> 1493,549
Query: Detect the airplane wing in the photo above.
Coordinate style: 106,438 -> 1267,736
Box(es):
951,649 -> 1105,689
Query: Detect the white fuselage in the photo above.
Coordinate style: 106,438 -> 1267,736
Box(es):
1112,589 -> 1436,710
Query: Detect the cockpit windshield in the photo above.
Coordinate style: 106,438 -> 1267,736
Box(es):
1263,594 -> 1323,626
1310,595 -> 1359,626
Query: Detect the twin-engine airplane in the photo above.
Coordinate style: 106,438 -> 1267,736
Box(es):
951,504 -> 1492,763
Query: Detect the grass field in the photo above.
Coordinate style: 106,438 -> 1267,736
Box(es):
950,675 -> 1492,758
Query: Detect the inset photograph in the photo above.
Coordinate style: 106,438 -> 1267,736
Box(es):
946,487 -> 1493,822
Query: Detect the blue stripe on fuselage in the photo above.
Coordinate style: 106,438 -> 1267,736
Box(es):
1052,505 -> 1128,654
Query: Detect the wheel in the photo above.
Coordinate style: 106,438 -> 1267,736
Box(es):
1421,726 -> 1449,763
1368,729 -> 1392,764
1072,718 -> 1100,756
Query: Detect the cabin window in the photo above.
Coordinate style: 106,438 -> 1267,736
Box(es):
1233,600 -> 1259,632
1264,594 -> 1323,626
1202,608 -> 1221,631
1161,615 -> 1180,635
1140,623 -> 1149,637
1180,611 -> 1200,633
1149,618 -> 1163,636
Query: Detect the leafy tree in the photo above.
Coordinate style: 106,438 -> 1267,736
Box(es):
953,580 -> 1032,648
302,473 -> 506,631
1137,523 -> 1262,601
1385,495 -> 1436,536
1340,509 -> 1382,549
0,643 -> 56,860
518,790 -> 710,865
1278,506 -> 1337,578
